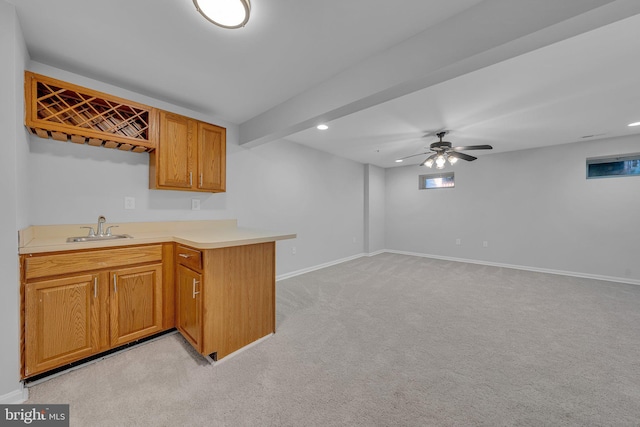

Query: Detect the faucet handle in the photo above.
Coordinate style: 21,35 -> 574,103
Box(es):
81,226 -> 96,237
105,225 -> 119,236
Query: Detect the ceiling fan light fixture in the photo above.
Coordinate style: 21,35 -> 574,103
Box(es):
424,158 -> 434,168
448,155 -> 458,165
435,154 -> 446,169
193,0 -> 251,29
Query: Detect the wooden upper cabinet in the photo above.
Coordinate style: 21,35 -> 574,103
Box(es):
197,122 -> 226,191
154,111 -> 194,189
150,111 -> 226,193
24,71 -> 157,153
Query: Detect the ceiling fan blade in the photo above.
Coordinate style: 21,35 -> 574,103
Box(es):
419,153 -> 437,166
397,151 -> 430,160
448,151 -> 477,162
452,145 -> 493,151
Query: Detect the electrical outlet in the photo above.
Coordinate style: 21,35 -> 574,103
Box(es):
456,238 -> 461,245
292,246 -> 297,255
191,199 -> 200,211
483,241 -> 489,248
124,196 -> 135,210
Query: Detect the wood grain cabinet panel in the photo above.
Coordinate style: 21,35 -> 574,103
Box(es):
110,264 -> 163,347
176,265 -> 202,351
197,121 -> 226,191
25,274 -> 100,377
154,112 -> 193,189
150,111 -> 225,193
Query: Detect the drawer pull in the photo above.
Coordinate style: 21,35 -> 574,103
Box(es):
179,254 -> 191,258
192,278 -> 200,299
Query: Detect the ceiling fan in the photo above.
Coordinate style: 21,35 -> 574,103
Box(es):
396,131 -> 493,169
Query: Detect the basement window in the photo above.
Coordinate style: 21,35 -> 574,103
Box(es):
419,172 -> 454,189
586,153 -> 640,179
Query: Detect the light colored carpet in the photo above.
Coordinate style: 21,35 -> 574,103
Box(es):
27,253 -> 640,426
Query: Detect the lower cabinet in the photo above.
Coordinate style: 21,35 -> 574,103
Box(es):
175,242 -> 275,360
21,245 -> 168,378
24,274 -> 101,376
176,264 -> 202,350
21,240 -> 276,377
110,264 -> 163,347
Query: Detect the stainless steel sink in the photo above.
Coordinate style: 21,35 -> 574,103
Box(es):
66,234 -> 132,243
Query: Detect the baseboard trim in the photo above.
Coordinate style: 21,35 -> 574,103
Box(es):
0,385 -> 28,404
366,249 -> 386,257
385,250 -> 640,286
276,253 -> 366,281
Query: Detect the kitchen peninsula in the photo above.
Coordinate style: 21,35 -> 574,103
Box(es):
19,219 -> 295,378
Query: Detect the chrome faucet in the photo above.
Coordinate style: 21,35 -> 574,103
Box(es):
96,215 -> 106,236
80,216 -> 118,237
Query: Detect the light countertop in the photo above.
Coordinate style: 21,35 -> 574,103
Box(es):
19,219 -> 296,254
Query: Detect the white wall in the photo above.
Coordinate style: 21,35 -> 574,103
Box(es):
230,140 -> 364,272
364,164 -> 386,253
385,135 -> 640,282
0,0 -> 29,401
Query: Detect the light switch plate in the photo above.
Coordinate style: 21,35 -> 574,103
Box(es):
191,199 -> 201,211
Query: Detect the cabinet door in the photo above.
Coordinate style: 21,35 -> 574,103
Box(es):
110,264 -> 163,347
157,111 -> 194,189
176,265 -> 202,351
25,274 -> 100,376
197,122 -> 226,192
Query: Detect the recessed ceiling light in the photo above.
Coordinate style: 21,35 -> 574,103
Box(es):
316,124 -> 328,130
628,122 -> 640,127
193,0 -> 251,29
395,159 -> 403,163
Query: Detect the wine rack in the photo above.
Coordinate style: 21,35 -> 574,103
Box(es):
25,72 -> 156,152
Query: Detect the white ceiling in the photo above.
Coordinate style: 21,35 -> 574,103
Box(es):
8,0 -> 640,168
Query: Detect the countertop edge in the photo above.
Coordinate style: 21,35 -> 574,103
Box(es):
19,230 -> 297,255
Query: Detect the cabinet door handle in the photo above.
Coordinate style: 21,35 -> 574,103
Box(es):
179,253 -> 190,258
189,172 -> 193,187
199,173 -> 203,187
94,277 -> 98,298
113,274 -> 117,293
192,278 -> 200,298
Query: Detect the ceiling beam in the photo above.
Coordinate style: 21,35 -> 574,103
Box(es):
239,0 -> 640,147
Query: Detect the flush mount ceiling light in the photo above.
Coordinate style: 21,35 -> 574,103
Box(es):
316,124 -> 329,130
193,0 -> 251,29
628,121 -> 640,127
